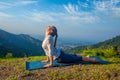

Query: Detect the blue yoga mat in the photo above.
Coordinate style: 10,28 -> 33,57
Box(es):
26,60 -> 69,70
26,56 -> 109,70
90,56 -> 109,64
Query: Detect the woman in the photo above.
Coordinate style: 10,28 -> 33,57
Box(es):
42,26 -> 98,67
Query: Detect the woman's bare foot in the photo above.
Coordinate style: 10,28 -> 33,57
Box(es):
92,58 -> 99,63
86,55 -> 90,58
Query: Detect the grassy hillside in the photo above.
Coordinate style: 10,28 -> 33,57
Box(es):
0,56 -> 120,80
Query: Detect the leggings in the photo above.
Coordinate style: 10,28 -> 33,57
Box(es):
56,50 -> 82,63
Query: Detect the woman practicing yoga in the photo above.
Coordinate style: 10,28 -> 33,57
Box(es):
42,26 -> 98,67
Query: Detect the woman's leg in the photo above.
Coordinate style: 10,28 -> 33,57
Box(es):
82,56 -> 99,62
58,50 -> 98,63
58,51 -> 82,63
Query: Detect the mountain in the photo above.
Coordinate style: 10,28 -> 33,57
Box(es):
92,35 -> 120,48
67,35 -> 120,53
0,29 -> 44,57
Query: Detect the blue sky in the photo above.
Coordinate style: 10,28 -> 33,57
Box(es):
0,0 -> 120,42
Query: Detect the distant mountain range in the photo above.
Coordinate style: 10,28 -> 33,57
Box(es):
0,29 -> 44,57
67,35 -> 120,53
31,35 -> 95,50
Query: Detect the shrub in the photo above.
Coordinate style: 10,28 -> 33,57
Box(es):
82,49 -> 104,57
6,53 -> 13,58
82,46 -> 120,58
103,46 -> 119,58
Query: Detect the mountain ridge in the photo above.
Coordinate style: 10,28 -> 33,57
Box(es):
0,29 -> 44,57
92,35 -> 120,48
67,35 -> 120,53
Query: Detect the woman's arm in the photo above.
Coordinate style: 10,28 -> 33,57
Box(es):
44,56 -> 53,67
44,36 -> 54,67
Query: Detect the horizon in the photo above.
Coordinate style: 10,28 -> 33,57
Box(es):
0,0 -> 120,42
0,28 -> 119,46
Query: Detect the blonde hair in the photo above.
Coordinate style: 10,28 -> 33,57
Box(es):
46,26 -> 57,36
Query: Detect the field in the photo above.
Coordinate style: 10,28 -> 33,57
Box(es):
0,56 -> 120,80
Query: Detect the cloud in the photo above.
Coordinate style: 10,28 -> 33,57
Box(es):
0,0 -> 37,9
78,0 -> 89,8
0,12 -> 12,18
13,0 -> 38,7
63,3 -> 78,14
62,0 -> 120,24
63,3 -> 99,23
27,12 -> 57,24
93,0 -> 120,17
18,1 -> 37,5
0,1 -> 12,9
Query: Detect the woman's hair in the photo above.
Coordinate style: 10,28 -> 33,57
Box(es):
46,26 -> 57,36
46,25 -> 58,47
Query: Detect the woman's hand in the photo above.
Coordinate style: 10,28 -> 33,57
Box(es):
42,56 -> 49,62
44,63 -> 52,68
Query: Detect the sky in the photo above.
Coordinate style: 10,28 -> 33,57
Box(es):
0,0 -> 120,42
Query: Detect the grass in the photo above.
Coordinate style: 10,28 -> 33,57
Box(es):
0,56 -> 120,80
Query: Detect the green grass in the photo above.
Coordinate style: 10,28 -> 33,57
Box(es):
0,56 -> 120,80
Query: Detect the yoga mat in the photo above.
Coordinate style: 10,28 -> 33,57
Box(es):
26,60 -> 69,70
26,56 -> 109,70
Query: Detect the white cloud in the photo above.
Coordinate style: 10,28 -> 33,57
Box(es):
28,12 -> 57,23
63,3 -> 99,23
63,3 -> 79,14
93,0 -> 120,17
93,1 -> 109,11
13,1 -> 37,7
78,0 -> 88,8
63,0 -> 120,24
0,1 -> 12,9
25,10 -> 99,30
0,12 -> 12,18
0,1 -> 37,9
19,1 -> 37,5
